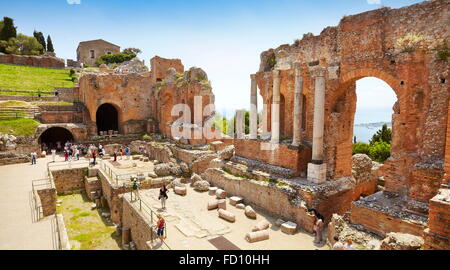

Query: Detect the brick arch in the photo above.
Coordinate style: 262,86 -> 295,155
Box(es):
92,102 -> 123,133
328,68 -> 402,179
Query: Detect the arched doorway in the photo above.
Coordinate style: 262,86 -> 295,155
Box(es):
330,73 -> 400,179
38,127 -> 74,151
96,103 -> 119,135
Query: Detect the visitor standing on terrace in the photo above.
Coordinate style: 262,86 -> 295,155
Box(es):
156,214 -> 166,243
159,184 -> 169,210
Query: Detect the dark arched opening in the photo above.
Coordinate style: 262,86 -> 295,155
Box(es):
39,127 -> 74,152
96,103 -> 119,135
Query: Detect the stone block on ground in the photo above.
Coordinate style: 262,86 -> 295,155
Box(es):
193,180 -> 210,192
190,173 -> 203,185
245,205 -> 257,219
207,200 -> 219,210
246,230 -> 269,243
218,209 -> 235,222
252,220 -> 270,232
281,221 -> 297,235
229,196 -> 243,206
142,157 -> 149,162
174,186 -> 187,196
380,233 -> 424,250
132,155 -> 142,160
217,199 -> 226,210
236,203 -> 245,209
148,172 -> 158,178
216,189 -> 227,199
209,187 -> 218,195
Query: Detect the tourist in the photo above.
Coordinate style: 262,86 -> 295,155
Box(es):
64,150 -> 68,162
313,217 -> 324,244
344,239 -> 354,250
156,214 -> 166,243
57,141 -> 61,152
75,148 -> 80,161
68,148 -> 73,161
51,149 -> 56,163
332,236 -> 345,250
125,146 -> 130,159
158,184 -> 169,210
31,151 -> 37,165
92,150 -> 97,166
113,151 -> 117,162
119,147 -> 123,160
131,178 -> 140,201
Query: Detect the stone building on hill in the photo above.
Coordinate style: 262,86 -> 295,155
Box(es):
76,39 -> 120,66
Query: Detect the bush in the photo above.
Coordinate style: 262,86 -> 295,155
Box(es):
396,33 -> 425,53
368,141 -> 391,163
353,142 -> 370,155
434,40 -> 449,61
95,52 -> 136,66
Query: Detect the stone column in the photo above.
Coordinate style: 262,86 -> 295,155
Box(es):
292,63 -> 303,147
307,75 -> 327,184
250,74 -> 258,140
271,70 -> 280,144
236,110 -> 245,139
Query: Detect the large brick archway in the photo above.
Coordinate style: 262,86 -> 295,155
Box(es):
329,69 -> 400,180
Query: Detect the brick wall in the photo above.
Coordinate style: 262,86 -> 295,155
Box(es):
350,203 -> 426,237
233,139 -> 311,176
408,168 -> 443,202
0,53 -> 65,68
51,168 -> 86,194
36,188 -> 57,217
121,196 -> 153,250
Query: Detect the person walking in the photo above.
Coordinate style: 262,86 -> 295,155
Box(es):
31,151 -> 37,165
158,184 -> 169,210
156,214 -> 166,243
332,236 -> 345,250
64,150 -> 68,162
51,149 -> 56,163
113,151 -> 117,162
313,213 -> 324,244
75,148 -> 80,161
119,147 -> 123,160
131,178 -> 140,201
344,239 -> 354,250
125,146 -> 130,160
92,150 -> 97,166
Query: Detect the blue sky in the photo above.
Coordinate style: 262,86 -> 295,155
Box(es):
1,0 -> 422,122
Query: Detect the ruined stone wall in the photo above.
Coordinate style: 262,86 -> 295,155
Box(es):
233,139 -> 311,176
79,73 -> 153,134
37,111 -> 83,124
121,196 -> 152,250
256,0 -> 449,198
51,167 -> 86,194
150,56 -> 184,84
36,188 -> 57,217
0,53 -> 65,69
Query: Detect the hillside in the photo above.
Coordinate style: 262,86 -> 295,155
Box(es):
0,64 -> 74,95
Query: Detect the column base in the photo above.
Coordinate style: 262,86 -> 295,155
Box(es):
307,163 -> 327,184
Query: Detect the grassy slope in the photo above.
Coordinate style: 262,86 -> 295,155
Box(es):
0,64 -> 74,94
0,118 -> 41,136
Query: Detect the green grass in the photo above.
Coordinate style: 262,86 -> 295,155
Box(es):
0,64 -> 74,95
30,101 -> 73,106
0,100 -> 31,107
0,118 -> 40,136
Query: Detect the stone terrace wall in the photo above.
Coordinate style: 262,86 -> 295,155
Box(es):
36,188 -> 57,217
121,196 -> 153,250
0,53 -> 65,69
51,167 -> 86,194
234,139 -> 311,176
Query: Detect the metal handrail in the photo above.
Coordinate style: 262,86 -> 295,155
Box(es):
128,187 -> 170,250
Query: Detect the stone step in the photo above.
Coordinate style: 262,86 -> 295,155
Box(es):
230,155 -> 296,179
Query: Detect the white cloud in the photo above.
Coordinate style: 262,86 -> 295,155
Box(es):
67,0 -> 81,4
367,0 -> 381,4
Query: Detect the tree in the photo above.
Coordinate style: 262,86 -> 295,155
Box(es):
33,31 -> 46,51
0,34 -> 44,55
95,52 -> 136,66
368,141 -> 391,163
122,47 -> 142,55
352,142 -> 370,156
0,17 -> 16,41
0,21 -> 4,33
46,35 -> 54,52
369,124 -> 392,145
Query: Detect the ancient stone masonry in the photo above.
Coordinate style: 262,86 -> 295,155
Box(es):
0,52 -> 65,68
77,56 -> 215,141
